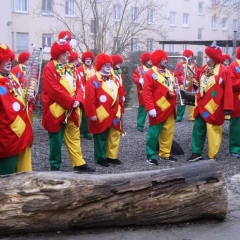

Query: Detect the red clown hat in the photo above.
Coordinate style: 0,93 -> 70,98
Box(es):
50,41 -> 72,60
69,51 -> 79,63
58,31 -> 72,41
111,55 -> 123,66
140,52 -> 151,64
18,52 -> 30,64
205,42 -> 222,63
0,44 -> 15,63
81,51 -> 95,62
151,50 -> 168,66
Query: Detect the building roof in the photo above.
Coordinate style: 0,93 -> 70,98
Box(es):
158,40 -> 240,47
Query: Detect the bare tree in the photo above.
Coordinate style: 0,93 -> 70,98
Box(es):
32,0 -> 168,56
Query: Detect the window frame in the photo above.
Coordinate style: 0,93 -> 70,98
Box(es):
14,0 -> 28,13
183,13 -> 189,27
113,4 -> 122,21
65,0 -> 75,17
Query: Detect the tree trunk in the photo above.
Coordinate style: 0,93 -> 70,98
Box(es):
0,160 -> 227,235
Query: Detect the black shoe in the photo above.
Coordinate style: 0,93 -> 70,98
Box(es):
97,159 -> 110,167
74,164 -> 95,173
187,153 -> 203,162
137,128 -> 144,132
84,133 -> 93,140
230,152 -> 240,158
161,155 -> 177,162
51,167 -> 60,171
107,158 -> 122,165
146,159 -> 158,165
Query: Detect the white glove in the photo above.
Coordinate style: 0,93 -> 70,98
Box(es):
148,109 -> 156,118
139,78 -> 144,87
123,96 -> 125,102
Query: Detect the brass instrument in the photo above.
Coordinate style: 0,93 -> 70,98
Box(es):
63,107 -> 74,124
168,56 -> 197,106
120,114 -> 126,136
173,76 -> 184,106
22,43 -> 45,110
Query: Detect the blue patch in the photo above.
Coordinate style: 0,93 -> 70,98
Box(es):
0,86 -> 7,95
179,66 -> 183,72
203,111 -> 210,118
113,118 -> 119,125
142,69 -> 146,74
152,73 -> 158,80
93,80 -> 99,88
17,72 -> 21,78
235,66 -> 240,73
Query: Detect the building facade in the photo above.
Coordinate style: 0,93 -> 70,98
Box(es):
2,0 -> 240,62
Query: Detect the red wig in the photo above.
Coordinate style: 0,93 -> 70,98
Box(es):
151,50 -> 168,66
95,53 -> 113,71
222,54 -> 232,63
81,51 -> 94,62
236,47 -> 240,59
111,54 -> 123,66
205,45 -> 222,63
183,49 -> 194,58
0,44 -> 15,63
58,31 -> 72,41
18,52 -> 30,64
69,51 -> 79,63
140,52 -> 151,64
50,41 -> 72,60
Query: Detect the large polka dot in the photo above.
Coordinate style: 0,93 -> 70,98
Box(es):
152,73 -> 158,80
113,118 -> 119,125
211,90 -> 217,97
12,102 -> 21,112
93,80 -> 99,88
0,86 -> 7,95
203,111 -> 210,118
99,95 -> 107,102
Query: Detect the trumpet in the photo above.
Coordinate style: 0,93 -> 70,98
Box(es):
63,108 -> 74,124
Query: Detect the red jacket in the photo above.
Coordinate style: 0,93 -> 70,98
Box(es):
77,64 -> 96,86
84,72 -> 124,134
41,61 -> 84,132
132,65 -> 149,106
0,74 -> 33,158
143,67 -> 177,125
194,64 -> 234,125
228,60 -> 240,117
11,64 -> 25,85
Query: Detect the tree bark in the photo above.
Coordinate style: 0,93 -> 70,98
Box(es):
0,160 -> 227,235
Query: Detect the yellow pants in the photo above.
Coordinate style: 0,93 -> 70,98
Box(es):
158,113 -> 175,158
17,146 -> 32,172
64,119 -> 86,167
106,126 -> 121,159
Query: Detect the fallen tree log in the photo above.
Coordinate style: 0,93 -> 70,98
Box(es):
0,160 -> 227,235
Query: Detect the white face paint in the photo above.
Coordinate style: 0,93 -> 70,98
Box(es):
84,58 -> 92,66
115,63 -> 120,69
100,63 -> 112,75
223,59 -> 230,66
205,56 -> 210,63
160,59 -> 168,68
73,59 -> 79,66
58,51 -> 70,64
0,59 -> 12,73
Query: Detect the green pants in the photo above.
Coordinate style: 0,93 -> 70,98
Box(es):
48,125 -> 66,169
0,156 -> 17,175
229,117 -> 240,154
137,105 -> 147,130
176,104 -> 186,121
191,115 -> 222,158
81,110 -> 90,136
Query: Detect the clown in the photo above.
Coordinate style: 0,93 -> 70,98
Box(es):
0,44 -> 33,175
187,42 -> 234,161
132,52 -> 152,132
174,49 -> 199,122
41,40 -> 95,173
84,53 -> 124,167
228,47 -> 240,158
77,50 -> 96,140
143,49 -> 178,165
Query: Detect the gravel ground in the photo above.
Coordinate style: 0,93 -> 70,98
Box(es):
32,107 -> 240,182
2,107 -> 240,239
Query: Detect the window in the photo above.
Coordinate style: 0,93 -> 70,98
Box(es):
169,12 -> 176,26
147,38 -> 153,52
233,19 -> 238,30
113,37 -> 121,52
212,0 -> 219,4
42,0 -> 52,14
183,13 -> 189,27
65,0 -> 74,16
223,0 -> 229,5
169,44 -> 174,53
212,16 -> 217,29
16,32 -> 29,52
113,4 -> 122,21
198,2 -> 204,15
183,44 -> 188,50
42,34 -> 53,47
147,8 -> 154,24
131,38 -> 138,52
233,0 -> 238,4
222,18 -> 227,30
15,0 -> 28,13
131,7 -> 139,23
90,18 -> 98,35
197,28 -> 203,39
